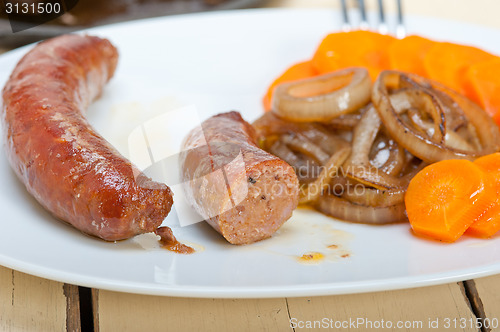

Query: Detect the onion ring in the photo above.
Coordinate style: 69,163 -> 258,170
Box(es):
315,194 -> 407,224
269,140 -> 320,183
342,106 -> 407,189
299,146 -> 351,204
389,89 -> 446,143
407,108 -> 475,151
272,67 -> 371,122
335,177 -> 406,208
253,112 -> 345,149
326,111 -> 363,130
370,134 -> 406,176
281,133 -> 330,165
372,71 -> 500,162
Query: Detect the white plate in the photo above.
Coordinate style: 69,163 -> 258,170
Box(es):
1,9 -> 500,298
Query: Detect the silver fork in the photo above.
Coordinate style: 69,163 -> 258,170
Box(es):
340,0 -> 406,38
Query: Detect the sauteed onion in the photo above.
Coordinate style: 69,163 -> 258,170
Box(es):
254,69 -> 500,224
272,67 -> 371,122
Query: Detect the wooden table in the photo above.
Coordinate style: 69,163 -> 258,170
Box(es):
2,0 -> 500,331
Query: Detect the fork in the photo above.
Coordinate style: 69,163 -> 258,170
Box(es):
340,0 -> 406,38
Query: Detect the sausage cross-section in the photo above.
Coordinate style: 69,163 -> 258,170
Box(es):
2,35 -> 173,241
180,111 -> 299,244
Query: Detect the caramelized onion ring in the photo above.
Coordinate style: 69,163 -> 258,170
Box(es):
299,147 -> 351,204
336,177 -> 406,208
371,135 -> 406,176
342,106 -> 406,190
400,76 -> 468,131
253,112 -> 343,149
272,67 -> 371,122
315,194 -> 407,224
372,71 -> 500,162
389,89 -> 446,143
327,111 -> 363,129
407,109 -> 475,152
269,140 -> 319,183
343,187 -> 405,208
281,133 -> 330,165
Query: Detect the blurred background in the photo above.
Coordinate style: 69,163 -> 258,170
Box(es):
0,0 -> 265,48
1,0 -> 499,50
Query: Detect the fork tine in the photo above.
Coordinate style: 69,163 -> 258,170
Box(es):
377,0 -> 388,34
340,0 -> 351,31
356,0 -> 369,30
396,0 -> 406,38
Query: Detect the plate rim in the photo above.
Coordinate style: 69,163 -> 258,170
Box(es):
2,251 -> 500,298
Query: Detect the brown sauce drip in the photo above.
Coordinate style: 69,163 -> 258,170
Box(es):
155,227 -> 195,254
297,252 -> 324,263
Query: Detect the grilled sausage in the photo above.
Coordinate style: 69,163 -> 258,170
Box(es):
2,34 -> 173,241
180,111 -> 299,244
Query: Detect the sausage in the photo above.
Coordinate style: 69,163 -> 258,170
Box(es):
180,111 -> 299,244
1,34 -> 173,241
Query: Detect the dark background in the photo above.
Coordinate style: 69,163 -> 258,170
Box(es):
0,0 -> 265,48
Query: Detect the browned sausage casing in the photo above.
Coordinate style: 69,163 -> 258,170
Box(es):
180,111 -> 299,244
2,35 -> 173,241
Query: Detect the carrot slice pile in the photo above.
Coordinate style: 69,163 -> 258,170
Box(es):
388,35 -> 435,77
405,159 -> 492,242
467,153 -> 500,238
465,57 -> 500,124
311,31 -> 395,80
262,60 -> 317,111
423,42 -> 495,96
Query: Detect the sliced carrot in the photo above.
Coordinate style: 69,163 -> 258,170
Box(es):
465,57 -> 500,125
473,153 -> 500,174
262,60 -> 317,111
423,42 -> 495,96
467,153 -> 500,238
405,159 -> 492,242
388,35 -> 435,77
311,30 -> 395,80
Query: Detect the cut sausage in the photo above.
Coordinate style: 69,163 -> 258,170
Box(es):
2,34 -> 173,241
180,111 -> 299,244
